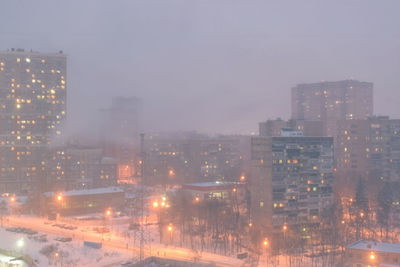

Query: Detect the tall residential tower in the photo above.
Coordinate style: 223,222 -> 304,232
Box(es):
0,49 -> 66,192
291,80 -> 373,137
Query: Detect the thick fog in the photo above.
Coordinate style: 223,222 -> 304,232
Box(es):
1,0 -> 399,135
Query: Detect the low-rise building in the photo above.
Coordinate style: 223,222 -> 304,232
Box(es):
44,186 -> 125,216
181,181 -> 247,203
345,240 -> 400,267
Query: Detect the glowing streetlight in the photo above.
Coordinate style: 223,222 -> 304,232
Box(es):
283,225 -> 288,231
56,194 -> 63,202
360,212 -> 365,218
240,175 -> 245,181
168,224 -> 173,232
54,252 -> 59,258
153,201 -> 159,208
9,196 -> 15,203
105,208 -> 112,217
263,239 -> 268,247
248,222 -> 253,228
16,238 -> 24,248
194,196 -> 200,202
161,201 -> 166,207
168,169 -> 175,177
232,187 -> 237,193
369,252 -> 375,261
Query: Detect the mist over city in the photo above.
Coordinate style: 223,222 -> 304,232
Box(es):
0,1 -> 399,267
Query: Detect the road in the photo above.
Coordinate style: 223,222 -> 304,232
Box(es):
5,216 -> 245,267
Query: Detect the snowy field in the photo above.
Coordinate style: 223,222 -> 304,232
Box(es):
0,227 -> 138,267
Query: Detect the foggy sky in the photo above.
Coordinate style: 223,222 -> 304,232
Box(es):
1,0 -> 399,135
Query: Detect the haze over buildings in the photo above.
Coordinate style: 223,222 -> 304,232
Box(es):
1,1 -> 399,134
0,2 -> 400,266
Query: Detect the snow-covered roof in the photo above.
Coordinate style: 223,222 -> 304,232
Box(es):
347,240 -> 400,254
182,181 -> 245,191
44,186 -> 124,197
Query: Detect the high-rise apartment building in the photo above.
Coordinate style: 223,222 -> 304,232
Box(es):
251,131 -> 334,231
291,80 -> 373,137
336,116 -> 400,196
100,96 -> 142,178
0,49 -> 66,192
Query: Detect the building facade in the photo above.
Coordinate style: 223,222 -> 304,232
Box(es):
336,116 -> 400,196
100,96 -> 142,179
0,49 -> 66,192
345,240 -> 400,267
48,145 -> 118,191
291,80 -> 373,137
145,133 -> 245,185
259,119 -> 324,137
45,187 -> 125,216
181,181 -> 247,204
250,132 -> 334,231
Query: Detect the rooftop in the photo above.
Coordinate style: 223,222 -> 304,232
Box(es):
182,181 -> 245,191
347,240 -> 400,254
44,187 -> 123,197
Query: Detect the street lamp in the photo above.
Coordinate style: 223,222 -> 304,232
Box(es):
369,252 -> 375,261
263,239 -> 268,247
168,224 -> 173,244
16,238 -> 24,248
56,194 -> 63,202
283,224 -> 288,243
153,201 -> 159,208
105,208 -> 112,217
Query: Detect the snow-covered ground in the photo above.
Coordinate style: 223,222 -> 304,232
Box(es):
0,228 -> 138,267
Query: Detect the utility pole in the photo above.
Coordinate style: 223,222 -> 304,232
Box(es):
139,133 -> 145,261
